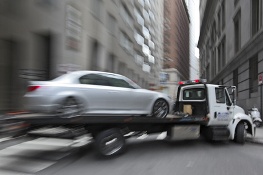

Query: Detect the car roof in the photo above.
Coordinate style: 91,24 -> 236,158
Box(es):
68,71 -> 124,78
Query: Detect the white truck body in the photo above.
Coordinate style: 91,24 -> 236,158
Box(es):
172,82 -> 255,142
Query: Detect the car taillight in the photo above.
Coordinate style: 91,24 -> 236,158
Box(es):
27,85 -> 41,92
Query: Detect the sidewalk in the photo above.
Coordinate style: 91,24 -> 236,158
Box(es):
246,126 -> 263,145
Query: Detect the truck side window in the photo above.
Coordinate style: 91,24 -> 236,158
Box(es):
183,88 -> 205,100
215,88 -> 225,103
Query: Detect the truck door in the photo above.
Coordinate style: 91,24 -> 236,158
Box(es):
208,86 -> 234,125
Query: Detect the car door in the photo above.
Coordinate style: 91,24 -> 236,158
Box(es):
78,73 -> 117,112
106,75 -> 135,111
208,87 -> 234,125
132,88 -> 155,111
119,77 -> 154,112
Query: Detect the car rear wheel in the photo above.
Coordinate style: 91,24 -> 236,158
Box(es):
57,97 -> 83,117
152,99 -> 169,118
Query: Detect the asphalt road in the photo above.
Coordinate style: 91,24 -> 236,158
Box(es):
41,134 -> 263,175
0,133 -> 263,175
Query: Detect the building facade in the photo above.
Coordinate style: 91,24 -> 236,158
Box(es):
161,0 -> 190,99
163,0 -> 190,80
198,0 -> 263,115
0,0 -> 164,112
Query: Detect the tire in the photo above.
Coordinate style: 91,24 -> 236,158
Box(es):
152,99 -> 169,118
95,128 -> 125,157
254,121 -> 261,128
57,97 -> 83,117
234,122 -> 246,144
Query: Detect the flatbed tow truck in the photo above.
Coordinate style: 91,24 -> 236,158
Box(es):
0,80 -> 256,157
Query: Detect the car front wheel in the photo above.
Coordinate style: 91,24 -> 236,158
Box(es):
152,99 -> 169,118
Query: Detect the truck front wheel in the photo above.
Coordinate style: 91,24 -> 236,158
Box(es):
95,128 -> 125,157
234,122 -> 246,144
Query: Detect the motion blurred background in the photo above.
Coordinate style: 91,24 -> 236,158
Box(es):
0,0 -> 200,114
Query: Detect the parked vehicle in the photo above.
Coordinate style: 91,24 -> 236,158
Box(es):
24,71 -> 172,118
248,107 -> 262,127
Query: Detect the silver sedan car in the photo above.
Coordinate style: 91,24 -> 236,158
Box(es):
24,71 -> 172,118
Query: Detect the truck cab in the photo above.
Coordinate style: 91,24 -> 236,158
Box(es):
173,79 -> 255,143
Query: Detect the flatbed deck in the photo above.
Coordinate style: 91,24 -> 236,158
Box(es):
0,113 -> 212,157
1,113 -> 208,125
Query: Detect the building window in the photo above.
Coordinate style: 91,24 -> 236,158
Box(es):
252,0 -> 262,36
35,0 -> 57,9
107,14 -> 116,35
217,9 -> 221,37
212,50 -> 216,78
90,41 -> 100,71
134,32 -> 144,45
120,4 -> 133,28
249,55 -> 258,93
212,21 -> 216,44
234,0 -> 239,6
134,7 -> 144,26
142,63 -> 151,73
118,62 -> 126,75
222,0 -> 225,29
217,44 -> 221,72
120,32 -> 133,55
143,9 -> 150,22
206,64 -> 210,82
206,42 -> 209,64
91,0 -> 102,20
222,37 -> 226,67
233,68 -> 238,96
217,37 -> 226,72
234,10 -> 241,53
135,53 -> 144,65
107,54 -> 115,73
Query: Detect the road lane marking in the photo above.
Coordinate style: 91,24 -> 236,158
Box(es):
0,137 -> 12,143
137,134 -> 148,140
156,132 -> 167,140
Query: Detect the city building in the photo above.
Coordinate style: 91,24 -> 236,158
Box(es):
160,68 -> 182,99
0,0 -> 164,112
198,0 -> 263,114
161,0 -> 190,99
163,0 -> 190,80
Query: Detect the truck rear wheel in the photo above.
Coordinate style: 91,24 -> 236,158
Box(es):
235,122 -> 246,144
95,128 -> 125,157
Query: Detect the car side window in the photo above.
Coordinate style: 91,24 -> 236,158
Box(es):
79,74 -> 111,86
108,77 -> 134,89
